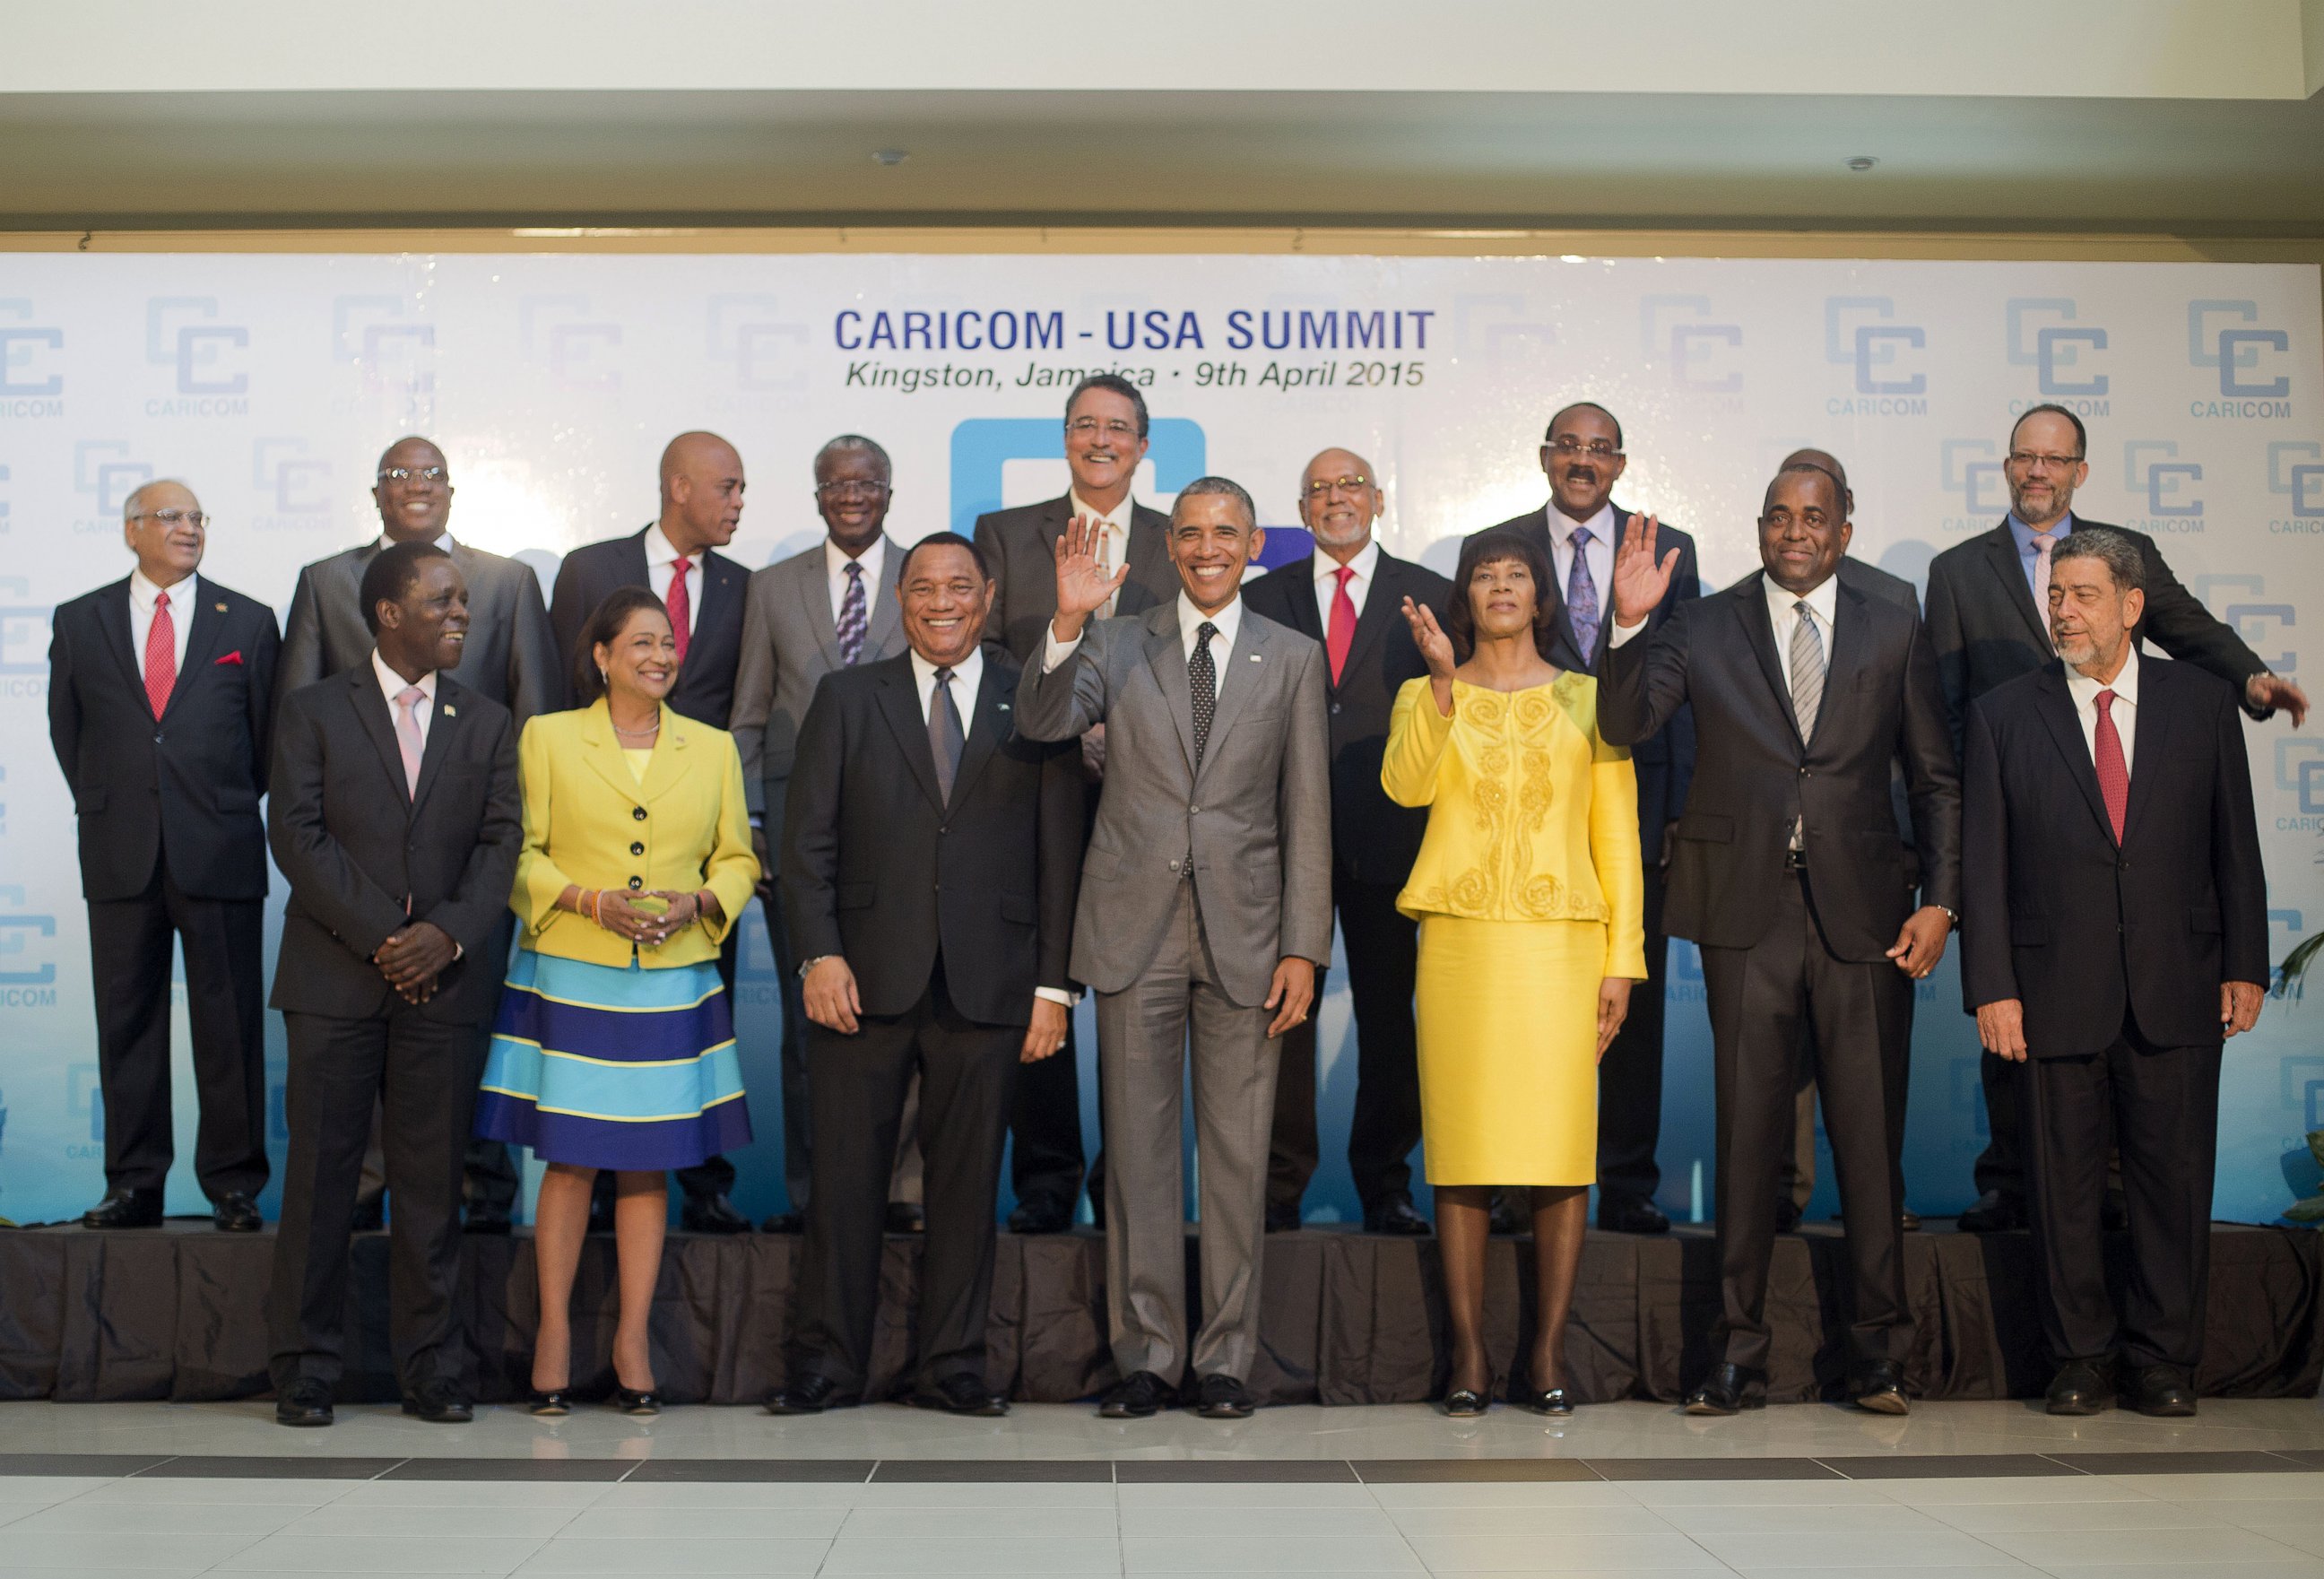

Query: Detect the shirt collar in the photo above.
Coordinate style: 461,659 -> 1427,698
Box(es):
1314,538 -> 1381,586
128,567 -> 196,611
2007,511 -> 2074,554
1762,568 -> 1841,631
646,523 -> 698,570
2065,643 -> 2139,710
375,531 -> 452,553
1546,500 -> 1617,548
1069,490 -> 1135,533
909,642 -> 984,701
1178,588 -> 1244,652
826,535 -> 885,585
371,646 -> 439,705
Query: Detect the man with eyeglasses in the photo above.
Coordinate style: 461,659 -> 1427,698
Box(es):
1926,403 -> 2306,1235
547,429 -> 758,1235
49,481 -> 280,1232
277,435 -> 560,1233
976,373 -> 1180,1234
1243,449 -> 1451,1236
1472,402 -> 1700,1237
731,435 -> 917,1236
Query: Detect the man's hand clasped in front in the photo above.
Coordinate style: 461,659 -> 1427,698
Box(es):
373,921 -> 456,1005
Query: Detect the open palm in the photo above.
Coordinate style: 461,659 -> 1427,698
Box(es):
1054,513 -> 1129,620
1609,511 -> 1677,625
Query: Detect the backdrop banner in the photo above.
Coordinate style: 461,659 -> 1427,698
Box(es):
1,251 -> 2319,1231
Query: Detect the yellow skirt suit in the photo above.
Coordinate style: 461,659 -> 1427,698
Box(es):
1381,675 -> 1646,1185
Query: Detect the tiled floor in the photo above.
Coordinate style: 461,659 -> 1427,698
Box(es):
0,1398 -> 2318,1576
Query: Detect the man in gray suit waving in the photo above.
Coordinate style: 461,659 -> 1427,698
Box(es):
1018,476 -> 1331,1420
729,435 -> 912,1231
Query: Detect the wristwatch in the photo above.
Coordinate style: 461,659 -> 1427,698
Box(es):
797,955 -> 837,981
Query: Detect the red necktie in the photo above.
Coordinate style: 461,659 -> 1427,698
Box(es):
2094,689 -> 2129,842
1326,566 -> 1357,686
143,588 -> 178,718
665,556 -> 692,665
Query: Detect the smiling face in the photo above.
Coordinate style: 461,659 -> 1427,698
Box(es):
1539,404 -> 1626,522
1296,447 -> 1380,560
1464,550 -> 1541,642
814,444 -> 891,556
372,437 -> 454,543
1757,467 -> 1851,595
1062,386 -> 1149,502
122,480 -> 206,585
1168,491 -> 1262,616
898,542 -> 992,670
594,605 -> 678,706
377,556 -> 471,675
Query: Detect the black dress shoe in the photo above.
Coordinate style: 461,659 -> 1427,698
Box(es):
681,1193 -> 750,1235
402,1380 -> 473,1424
1684,1363 -> 1767,1416
1597,1196 -> 1670,1236
1487,1193 -> 1528,1236
1521,1386 -> 1575,1416
884,1202 -> 925,1235
1365,1196 -> 1433,1236
464,1202 -> 514,1236
1773,1198 -> 1803,1234
1098,1369 -> 1172,1418
1956,1190 -> 2025,1233
351,1195 -> 386,1233
1443,1386 -> 1488,1418
1008,1201 -> 1071,1235
2102,1191 -> 2131,1234
1852,1359 -> 1910,1415
212,1192 -> 262,1232
1265,1202 -> 1304,1233
611,1386 -> 661,1417
2126,1364 -> 2197,1418
2045,1358 -> 2116,1416
759,1210 -> 804,1235
529,1387 -> 573,1417
1898,1207 -> 1922,1233
81,1188 -> 162,1230
275,1378 -> 334,1428
1192,1372 -> 1255,1420
767,1372 -> 842,1415
911,1372 -> 1008,1417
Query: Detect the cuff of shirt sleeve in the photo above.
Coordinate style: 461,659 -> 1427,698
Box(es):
1034,985 -> 1074,1007
1609,617 -> 1647,648
1041,628 -> 1083,672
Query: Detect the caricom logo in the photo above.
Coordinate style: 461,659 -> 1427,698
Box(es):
2006,298 -> 2107,397
1640,295 -> 1742,392
2269,442 -> 2324,520
2188,299 -> 2290,398
949,418 -> 1207,539
0,591 -> 50,677
0,886 -> 56,996
1939,439 -> 2009,516
707,294 -> 809,392
2123,440 -> 2203,517
332,295 -> 437,395
1450,291 -> 1554,366
0,298 -> 64,398
74,440 -> 152,516
2194,572 -> 2295,678
520,295 -> 622,392
251,438 -> 332,514
145,297 -> 248,395
1825,296 -> 1926,395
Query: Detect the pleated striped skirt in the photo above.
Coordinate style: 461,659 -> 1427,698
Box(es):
474,950 -> 752,1171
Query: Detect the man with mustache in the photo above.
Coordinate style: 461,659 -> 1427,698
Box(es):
1472,403 -> 1697,1236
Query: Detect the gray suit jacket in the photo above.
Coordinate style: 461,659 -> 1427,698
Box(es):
729,534 -> 906,817
276,538 -> 559,728
1015,598 -> 1332,1007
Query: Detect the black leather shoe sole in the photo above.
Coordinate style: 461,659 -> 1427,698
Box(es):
2046,1390 -> 2114,1417
1099,1394 -> 1161,1419
1195,1396 -> 1254,1420
275,1405 -> 334,1427
1855,1386 -> 1910,1416
911,1389 -> 1007,1418
401,1397 -> 473,1424
1683,1388 -> 1766,1417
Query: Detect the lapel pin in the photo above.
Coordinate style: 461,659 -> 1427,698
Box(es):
1248,653 -> 1262,663
213,602 -> 228,612
998,702 -> 1011,711
442,705 -> 456,716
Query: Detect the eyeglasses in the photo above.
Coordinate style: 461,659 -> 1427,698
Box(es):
377,466 -> 448,484
130,509 -> 209,528
2006,451 -> 2084,473
1066,417 -> 1141,441
1546,438 -> 1621,459
816,481 -> 890,499
1304,474 -> 1373,498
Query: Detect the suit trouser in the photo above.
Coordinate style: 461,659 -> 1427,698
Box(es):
1010,776 -> 1103,1218
85,864 -> 268,1201
1781,984 -> 1918,1214
267,1008 -> 484,1393
360,915 -> 520,1217
1699,871 -> 1911,1372
1099,881 -> 1279,1383
791,961 -> 1016,1393
1267,868 -> 1422,1217
1973,1053 -> 2029,1203
1597,863 -> 1670,1207
2021,1023 -> 2221,1371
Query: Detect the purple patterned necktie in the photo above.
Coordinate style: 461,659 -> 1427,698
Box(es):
836,560 -> 867,665
1566,525 -> 1601,661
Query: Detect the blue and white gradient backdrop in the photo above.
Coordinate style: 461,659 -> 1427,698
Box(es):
1,253 -> 2319,1229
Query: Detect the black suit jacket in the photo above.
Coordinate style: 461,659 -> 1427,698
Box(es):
48,576 -> 279,902
1961,659 -> 2266,1056
267,666 -> 523,1026
1600,570 -> 1962,960
1474,506 -> 1700,863
549,528 -> 748,726
782,646 -> 1082,1027
1243,550 -> 1451,888
1926,516 -> 2271,757
975,495 -> 1177,664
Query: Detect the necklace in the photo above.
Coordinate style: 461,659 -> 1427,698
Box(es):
611,720 -> 661,739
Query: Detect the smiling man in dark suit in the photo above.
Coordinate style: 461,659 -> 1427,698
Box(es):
48,480 -> 279,1233
1243,447 -> 1449,1236
1473,402 -> 1698,1236
548,429 -> 752,1234
768,533 -> 1081,1418
1601,462 -> 1961,1417
1962,526 -> 2266,1418
1926,404 -> 2304,1236
264,541 -> 522,1428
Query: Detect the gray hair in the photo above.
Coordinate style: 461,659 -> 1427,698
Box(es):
1171,475 -> 1256,528
815,433 -> 891,479
2050,526 -> 2145,594
121,479 -> 191,522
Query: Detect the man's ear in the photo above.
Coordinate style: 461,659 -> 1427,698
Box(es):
2121,586 -> 2146,628
1248,525 -> 1267,563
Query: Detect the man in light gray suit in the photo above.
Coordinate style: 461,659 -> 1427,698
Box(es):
729,435 -> 915,1231
273,434 -> 559,1231
1017,476 -> 1331,1421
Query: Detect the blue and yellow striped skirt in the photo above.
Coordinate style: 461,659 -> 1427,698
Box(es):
474,950 -> 752,1172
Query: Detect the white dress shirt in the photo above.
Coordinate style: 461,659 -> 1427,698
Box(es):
371,647 -> 439,749
374,530 -> 452,553
1312,538 -> 1380,629
127,568 -> 197,677
824,535 -> 888,624
1760,571 -> 1841,705
1545,501 -> 1616,612
1042,589 -> 1244,702
2064,643 -> 2139,780
646,524 -> 705,638
1070,490 -> 1134,619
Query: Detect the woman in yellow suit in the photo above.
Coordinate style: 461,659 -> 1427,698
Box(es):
475,586 -> 758,1416
1383,532 -> 1645,1416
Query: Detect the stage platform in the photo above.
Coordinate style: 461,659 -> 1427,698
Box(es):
1,1222 -> 2317,1406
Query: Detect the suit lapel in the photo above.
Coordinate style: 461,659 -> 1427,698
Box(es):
796,550 -> 842,668
1808,580 -> 1867,750
408,675 -> 465,813
1122,502 -> 1175,616
2119,664 -> 2162,848
1982,524 -> 2051,648
863,534 -> 906,656
1141,603 -> 1199,775
633,705 -> 699,806
1733,575 -> 1804,742
164,588 -> 230,717
1276,556 -> 1326,643
947,656 -> 1011,808
872,661 -> 946,812
349,667 -> 412,803
697,550 -> 742,650
96,579 -> 144,703
576,699 -> 648,805
1199,606 -> 1270,782
2030,666 -> 2117,845
1336,555 -> 1401,690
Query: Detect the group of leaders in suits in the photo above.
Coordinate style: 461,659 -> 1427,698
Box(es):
45,372 -> 2296,1423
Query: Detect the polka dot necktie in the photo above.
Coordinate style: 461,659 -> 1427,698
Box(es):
1190,621 -> 1218,768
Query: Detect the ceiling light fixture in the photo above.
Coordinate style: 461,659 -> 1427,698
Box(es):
873,148 -> 909,167
1846,156 -> 1878,172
